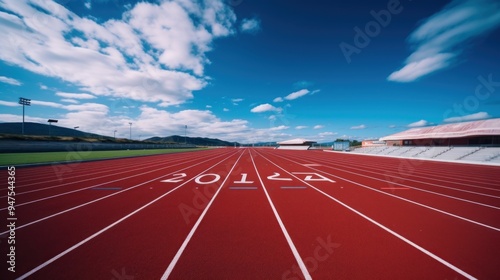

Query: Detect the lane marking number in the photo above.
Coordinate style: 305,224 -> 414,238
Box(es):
267,172 -> 292,181
160,173 -> 187,183
291,172 -> 336,183
234,173 -> 254,184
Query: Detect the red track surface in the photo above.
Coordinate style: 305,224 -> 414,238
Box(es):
1,148 -> 499,279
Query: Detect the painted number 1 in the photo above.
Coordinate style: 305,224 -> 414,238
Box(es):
234,173 -> 254,184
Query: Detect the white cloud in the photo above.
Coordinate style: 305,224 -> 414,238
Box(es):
0,100 -> 19,107
408,120 -> 428,127
295,126 -> 308,130
444,112 -> 491,123
232,98 -> 243,105
0,76 -> 21,86
350,124 -> 366,130
240,17 -> 261,34
388,0 -> 500,82
56,92 -> 96,99
223,108 -> 229,112
0,103 -> 254,141
387,54 -> 454,82
66,103 -> 109,113
0,113 -> 45,123
0,0 -> 237,106
285,89 -> 310,100
270,125 -> 289,131
60,99 -> 79,104
250,103 -> 281,113
135,107 -> 249,139
31,100 -> 65,109
84,0 -> 91,10
313,125 -> 324,129
273,97 -> 284,103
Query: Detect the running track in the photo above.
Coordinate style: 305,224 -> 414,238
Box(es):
1,148 -> 499,279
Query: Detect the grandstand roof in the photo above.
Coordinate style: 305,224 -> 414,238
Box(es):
380,118 -> 500,141
277,138 -> 317,145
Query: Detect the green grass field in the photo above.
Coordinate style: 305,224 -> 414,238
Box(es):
0,148 -> 207,166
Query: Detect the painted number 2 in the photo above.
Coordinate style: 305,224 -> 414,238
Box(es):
160,173 -> 187,183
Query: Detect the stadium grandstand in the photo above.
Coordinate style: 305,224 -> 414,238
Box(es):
351,118 -> 500,164
276,138 -> 316,150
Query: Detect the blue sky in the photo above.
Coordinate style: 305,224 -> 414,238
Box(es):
1,0 -> 500,143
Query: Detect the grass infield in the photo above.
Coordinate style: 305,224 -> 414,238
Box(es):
0,148 -> 207,166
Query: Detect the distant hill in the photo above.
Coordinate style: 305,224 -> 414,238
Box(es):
146,135 -> 240,146
0,122 -> 108,139
1,122 -> 240,146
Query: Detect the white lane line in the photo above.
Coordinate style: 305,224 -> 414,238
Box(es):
16,150 -> 242,280
306,156 -> 500,206
271,153 -> 500,231
0,150 -> 239,236
306,153 -> 500,192
249,151 -> 312,280
0,152 -> 195,190
324,160 -> 500,199
0,153 -> 215,208
161,150 -> 246,279
322,151 -> 500,186
257,150 -> 477,280
0,151 -> 211,198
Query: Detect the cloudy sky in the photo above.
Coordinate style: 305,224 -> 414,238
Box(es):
1,0 -> 499,143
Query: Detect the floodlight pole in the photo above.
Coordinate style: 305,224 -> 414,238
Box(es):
185,125 -> 187,144
129,122 -> 132,140
18,97 -> 31,135
47,119 -> 58,136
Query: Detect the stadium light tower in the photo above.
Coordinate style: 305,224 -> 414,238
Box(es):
47,119 -> 58,136
18,97 -> 31,134
129,122 -> 132,140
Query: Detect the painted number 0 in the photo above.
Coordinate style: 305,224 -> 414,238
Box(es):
194,174 -> 221,185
